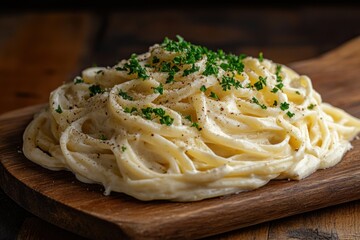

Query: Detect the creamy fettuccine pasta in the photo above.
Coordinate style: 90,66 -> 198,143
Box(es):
23,36 -> 360,201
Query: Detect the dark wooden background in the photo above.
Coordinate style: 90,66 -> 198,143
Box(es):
0,3 -> 360,239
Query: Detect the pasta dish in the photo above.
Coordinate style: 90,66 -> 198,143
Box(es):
23,36 -> 360,201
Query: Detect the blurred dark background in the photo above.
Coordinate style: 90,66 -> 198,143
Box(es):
1,2 -> 359,67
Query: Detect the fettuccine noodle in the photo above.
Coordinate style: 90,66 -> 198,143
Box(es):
23,37 -> 360,201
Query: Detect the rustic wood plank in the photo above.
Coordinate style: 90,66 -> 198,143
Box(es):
268,200 -> 360,239
0,37 -> 359,239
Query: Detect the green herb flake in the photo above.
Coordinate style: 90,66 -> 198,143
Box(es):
280,102 -> 290,111
295,91 -> 301,95
271,87 -> 279,93
183,64 -> 200,76
153,108 -> 166,117
96,70 -> 104,75
122,54 -> 149,80
89,85 -> 104,97
74,76 -> 84,84
251,97 -> 267,109
275,82 -> 284,90
160,62 -> 171,72
119,89 -> 133,100
275,65 -> 282,82
254,76 -> 267,91
152,56 -> 160,64
209,92 -> 219,100
99,134 -> 107,141
287,111 -> 295,118
307,104 -> 316,110
258,52 -> 264,62
166,71 -> 175,83
203,63 -> 219,76
191,122 -> 201,130
200,85 -> 207,92
173,56 -> 182,65
141,107 -> 154,120
184,115 -> 200,130
221,75 -> 242,91
160,115 -> 174,126
246,83 -> 253,89
273,100 -> 278,107
121,145 -> 127,152
124,107 -> 138,114
55,105 -> 63,113
153,83 -> 164,95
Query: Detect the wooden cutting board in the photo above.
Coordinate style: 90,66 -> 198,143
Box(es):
1,37 -> 360,240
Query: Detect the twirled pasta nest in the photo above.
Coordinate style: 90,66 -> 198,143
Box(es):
23,36 -> 360,201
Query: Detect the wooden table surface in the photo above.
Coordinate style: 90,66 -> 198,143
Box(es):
1,5 -> 360,240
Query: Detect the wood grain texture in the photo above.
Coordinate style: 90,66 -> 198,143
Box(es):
0,37 -> 359,240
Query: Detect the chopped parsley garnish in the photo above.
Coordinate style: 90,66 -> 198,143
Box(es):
279,102 -> 294,117
118,89 -> 133,100
160,36 -> 248,89
185,115 -> 201,130
160,62 -> 171,72
191,122 -> 201,130
152,56 -> 160,64
173,56 -> 182,65
258,52 -> 264,62
209,92 -> 219,100
99,134 -> 107,140
159,62 -> 179,83
89,85 -> 104,97
221,75 -> 242,91
55,105 -> 63,113
153,83 -> 164,95
273,100 -> 278,106
121,146 -> 127,152
141,107 -> 153,120
246,83 -> 253,89
124,107 -> 138,114
251,97 -> 267,109
307,104 -> 316,110
74,76 -> 84,84
183,64 -> 200,76
275,82 -> 284,90
280,102 -> 290,111
271,82 -> 283,93
271,87 -> 279,93
295,91 -> 301,95
96,70 -> 104,75
254,76 -> 267,91
203,63 -> 219,76
140,107 -> 174,126
121,54 -> 149,80
200,85 -> 207,92
275,65 -> 282,82
159,115 -> 174,126
153,108 -> 165,117
287,111 -> 295,118
166,71 -> 176,83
